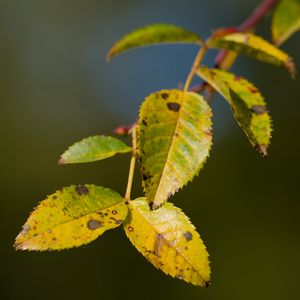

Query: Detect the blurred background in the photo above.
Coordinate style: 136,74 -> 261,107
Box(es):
1,0 -> 299,299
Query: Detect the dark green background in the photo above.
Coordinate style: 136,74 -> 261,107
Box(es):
1,0 -> 299,299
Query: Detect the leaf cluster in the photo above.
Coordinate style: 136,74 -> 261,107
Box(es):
15,0 -> 299,287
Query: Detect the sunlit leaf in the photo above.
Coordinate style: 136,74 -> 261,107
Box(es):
137,90 -> 212,209
124,198 -> 211,287
107,23 -> 201,60
15,185 -> 128,251
207,32 -> 295,77
272,0 -> 300,45
59,135 -> 131,164
197,66 -> 272,156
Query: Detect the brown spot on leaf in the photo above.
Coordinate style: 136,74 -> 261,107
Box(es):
183,231 -> 193,241
142,119 -> 147,126
167,102 -> 180,112
161,92 -> 169,100
115,219 -> 123,225
112,210 -> 117,215
154,233 -> 164,256
87,219 -> 102,230
251,105 -> 267,115
248,86 -> 258,94
76,185 -> 89,195
128,226 -> 134,232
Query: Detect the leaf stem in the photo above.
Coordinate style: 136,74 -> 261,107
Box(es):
125,125 -> 137,201
183,46 -> 207,93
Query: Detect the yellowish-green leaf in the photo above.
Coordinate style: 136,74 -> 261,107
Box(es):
107,23 -> 201,60
272,0 -> 300,45
137,90 -> 212,209
207,32 -> 295,77
124,198 -> 211,287
15,185 -> 128,251
197,66 -> 272,156
59,135 -> 131,164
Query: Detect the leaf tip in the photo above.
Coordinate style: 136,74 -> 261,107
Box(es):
257,144 -> 268,158
58,156 -> 66,165
285,57 -> 297,79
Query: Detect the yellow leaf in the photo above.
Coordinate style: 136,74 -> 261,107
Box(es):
15,185 -> 128,251
207,32 -> 296,77
197,66 -> 272,156
124,198 -> 211,287
137,90 -> 213,209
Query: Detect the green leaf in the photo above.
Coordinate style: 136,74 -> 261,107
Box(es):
137,90 -> 212,209
207,32 -> 296,77
197,66 -> 272,156
15,185 -> 128,251
59,135 -> 131,164
124,198 -> 211,287
107,23 -> 201,60
272,0 -> 300,45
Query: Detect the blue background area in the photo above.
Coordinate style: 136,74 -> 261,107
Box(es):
1,1 -> 299,299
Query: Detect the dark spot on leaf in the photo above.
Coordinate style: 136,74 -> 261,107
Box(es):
183,231 -> 193,241
142,119 -> 147,126
112,210 -> 117,215
104,213 -> 108,216
52,237 -> 57,241
161,92 -> 169,100
115,219 -> 123,225
76,185 -> 89,195
251,105 -> 267,115
142,174 -> 149,181
52,195 -> 57,200
128,226 -> 134,232
167,102 -> 180,112
87,219 -> 102,230
248,86 -> 258,93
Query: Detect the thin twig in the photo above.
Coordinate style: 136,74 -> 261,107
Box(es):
125,125 -> 137,201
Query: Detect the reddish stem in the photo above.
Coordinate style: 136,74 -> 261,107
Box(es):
215,0 -> 279,67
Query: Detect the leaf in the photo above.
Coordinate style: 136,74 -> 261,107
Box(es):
15,185 -> 128,251
207,32 -> 296,77
272,0 -> 300,45
197,66 -> 272,156
137,90 -> 212,209
59,135 -> 131,164
107,23 -> 201,60
124,198 -> 211,287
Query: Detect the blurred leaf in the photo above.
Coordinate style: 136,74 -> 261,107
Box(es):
124,198 -> 211,286
59,135 -> 131,164
272,0 -> 300,45
107,23 -> 201,60
197,66 -> 272,156
15,185 -> 127,251
207,32 -> 296,77
137,90 -> 212,209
